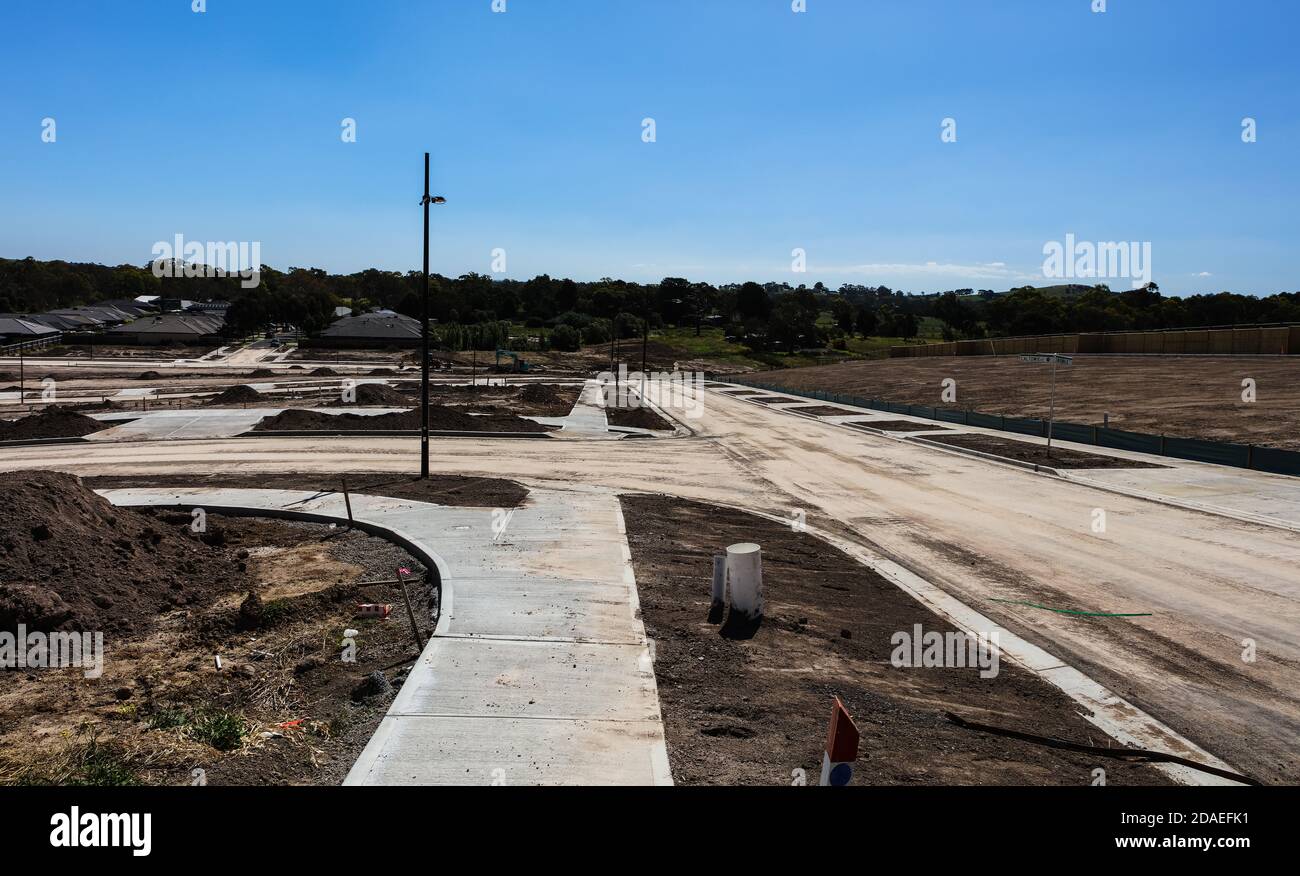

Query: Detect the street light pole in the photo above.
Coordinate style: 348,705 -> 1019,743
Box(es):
416,161 -> 447,480
421,153 -> 431,479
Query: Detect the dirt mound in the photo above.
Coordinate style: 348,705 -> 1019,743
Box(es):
310,367 -> 339,377
253,405 -> 552,434
0,372 -> 15,382
0,406 -> 110,441
353,383 -> 411,407
606,405 -> 673,431
248,369 -> 276,378
0,471 -> 253,634
136,371 -> 162,381
519,383 -> 563,404
206,385 -> 262,406
367,368 -> 395,376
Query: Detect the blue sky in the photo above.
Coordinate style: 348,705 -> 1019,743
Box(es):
1,0 -> 1297,295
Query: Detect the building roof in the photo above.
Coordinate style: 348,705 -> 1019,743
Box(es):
98,299 -> 155,318
25,313 -> 86,331
44,310 -> 104,328
108,312 -> 224,336
320,311 -> 422,340
52,306 -> 135,325
0,316 -> 61,338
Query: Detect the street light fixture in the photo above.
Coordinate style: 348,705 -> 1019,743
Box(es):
420,152 -> 446,480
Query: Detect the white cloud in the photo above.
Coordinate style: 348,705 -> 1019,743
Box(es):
828,261 -> 1038,282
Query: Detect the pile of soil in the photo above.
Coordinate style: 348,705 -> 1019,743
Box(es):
206,385 -> 263,406
516,383 -> 581,415
310,367 -> 339,377
0,406 -> 110,441
252,405 -> 552,434
0,372 -> 15,382
248,369 -> 276,378
519,383 -> 563,405
352,384 -> 411,407
135,371 -> 162,381
606,405 -> 673,431
620,494 -> 1170,786
0,471 -> 254,634
921,433 -> 1164,469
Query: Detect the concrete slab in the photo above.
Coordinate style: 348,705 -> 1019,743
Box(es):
444,576 -> 642,643
394,638 -> 659,720
354,715 -> 670,786
1064,464 -> 1300,530
550,379 -> 613,438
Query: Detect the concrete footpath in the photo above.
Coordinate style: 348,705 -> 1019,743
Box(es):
98,485 -> 672,786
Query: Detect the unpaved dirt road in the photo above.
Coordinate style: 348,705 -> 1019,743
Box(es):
2,389 -> 1297,782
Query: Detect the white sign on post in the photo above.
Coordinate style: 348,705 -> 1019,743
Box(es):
1020,353 -> 1073,456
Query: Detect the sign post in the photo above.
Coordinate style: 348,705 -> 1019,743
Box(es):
1020,353 -> 1072,457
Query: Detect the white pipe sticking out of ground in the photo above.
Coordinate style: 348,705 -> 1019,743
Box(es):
725,542 -> 763,619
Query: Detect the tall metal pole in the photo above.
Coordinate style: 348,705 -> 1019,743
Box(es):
421,153 -> 431,479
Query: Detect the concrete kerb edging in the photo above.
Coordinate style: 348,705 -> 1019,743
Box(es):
634,490 -> 1244,786
0,435 -> 92,449
711,383 -> 1300,536
93,492 -> 455,638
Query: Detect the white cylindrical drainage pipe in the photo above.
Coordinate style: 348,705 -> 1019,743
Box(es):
711,555 -> 727,606
725,543 -> 763,619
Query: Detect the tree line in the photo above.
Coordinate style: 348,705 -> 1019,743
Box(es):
2,256 -> 1298,351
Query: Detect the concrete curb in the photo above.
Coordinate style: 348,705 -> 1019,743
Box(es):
0,435 -> 91,449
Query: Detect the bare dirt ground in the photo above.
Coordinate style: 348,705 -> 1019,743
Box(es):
749,356 -> 1300,449
847,419 -> 951,433
0,475 -> 439,785
606,405 -> 674,431
621,494 -> 1169,786
921,434 -> 1166,470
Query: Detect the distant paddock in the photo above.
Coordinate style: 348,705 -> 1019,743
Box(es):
745,355 -> 1300,450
